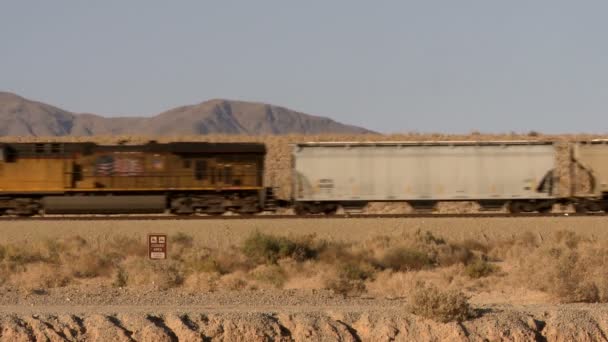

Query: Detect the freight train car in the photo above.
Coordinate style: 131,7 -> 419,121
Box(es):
0,141 -> 269,215
292,141 -> 559,214
572,140 -> 608,212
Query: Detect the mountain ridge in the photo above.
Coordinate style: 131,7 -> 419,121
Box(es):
0,92 -> 373,136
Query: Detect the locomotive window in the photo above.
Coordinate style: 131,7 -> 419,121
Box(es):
194,160 -> 207,180
51,143 -> 62,153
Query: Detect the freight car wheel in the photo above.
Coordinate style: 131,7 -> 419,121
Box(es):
574,200 -> 604,214
507,201 -> 535,214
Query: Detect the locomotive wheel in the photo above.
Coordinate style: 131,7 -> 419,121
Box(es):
171,197 -> 195,215
294,204 -> 309,216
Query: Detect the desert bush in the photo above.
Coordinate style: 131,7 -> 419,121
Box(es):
250,264 -> 287,288
68,252 -> 113,278
241,232 -> 317,264
171,232 -> 194,247
2,245 -> 46,268
379,247 -> 433,271
464,259 -> 498,279
514,231 -> 608,303
326,260 -> 376,296
11,263 -> 71,293
554,230 -> 583,249
459,239 -> 489,254
218,271 -> 250,291
121,258 -> 185,290
408,281 -> 473,323
544,248 -> 599,302
433,243 -> 475,267
113,267 -> 128,287
187,256 -> 222,274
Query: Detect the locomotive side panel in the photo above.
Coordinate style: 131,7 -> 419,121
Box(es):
0,144 -> 72,192
0,142 -> 267,215
70,145 -> 264,191
293,142 -> 557,202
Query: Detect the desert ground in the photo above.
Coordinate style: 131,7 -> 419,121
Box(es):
0,216 -> 608,341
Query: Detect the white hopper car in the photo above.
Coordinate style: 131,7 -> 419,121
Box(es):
292,141 -> 558,214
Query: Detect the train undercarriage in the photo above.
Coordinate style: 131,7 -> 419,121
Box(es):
1,193 -> 607,217
0,189 -> 276,217
292,197 -> 608,215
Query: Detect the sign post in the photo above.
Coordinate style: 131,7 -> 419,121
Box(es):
148,234 -> 167,260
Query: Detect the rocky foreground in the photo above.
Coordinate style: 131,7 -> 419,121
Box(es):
0,288 -> 605,341
1,304 -> 608,341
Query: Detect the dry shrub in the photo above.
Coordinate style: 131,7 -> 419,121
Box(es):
68,253 -> 113,278
408,281 -> 473,323
217,271 -> 250,291
120,257 -> 185,290
464,259 -> 499,279
112,267 -> 128,287
171,232 -> 194,248
10,263 -> 71,293
366,266 -> 465,299
512,231 -> 608,303
249,264 -> 287,288
241,232 -> 319,264
183,272 -> 221,292
325,260 -> 375,296
372,231 -> 476,269
487,231 -> 540,261
379,247 -> 433,271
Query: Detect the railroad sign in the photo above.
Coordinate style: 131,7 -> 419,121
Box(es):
148,234 -> 167,260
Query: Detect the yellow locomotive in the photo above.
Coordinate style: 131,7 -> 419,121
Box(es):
0,141 -> 269,215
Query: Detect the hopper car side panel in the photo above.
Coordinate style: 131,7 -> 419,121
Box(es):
293,142 -> 557,204
573,141 -> 608,197
570,141 -> 608,212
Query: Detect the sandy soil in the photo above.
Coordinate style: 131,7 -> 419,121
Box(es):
0,216 -> 605,247
0,217 -> 607,341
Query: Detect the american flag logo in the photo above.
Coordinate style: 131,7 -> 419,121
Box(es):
95,154 -> 143,177
95,155 -> 114,176
114,158 -> 143,176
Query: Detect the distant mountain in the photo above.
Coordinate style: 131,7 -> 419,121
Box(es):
0,92 -> 373,136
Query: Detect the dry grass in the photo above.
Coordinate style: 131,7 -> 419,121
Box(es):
408,281 -> 473,323
0,229 -> 607,306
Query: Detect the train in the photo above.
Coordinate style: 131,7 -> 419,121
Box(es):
0,139 -> 607,216
0,141 -> 270,216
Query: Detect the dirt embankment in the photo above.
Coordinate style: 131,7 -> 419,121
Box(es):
1,302 -> 607,341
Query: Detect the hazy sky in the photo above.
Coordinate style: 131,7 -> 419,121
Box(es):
1,1 -> 607,134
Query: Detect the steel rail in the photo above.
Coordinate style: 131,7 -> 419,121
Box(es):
0,212 -> 603,221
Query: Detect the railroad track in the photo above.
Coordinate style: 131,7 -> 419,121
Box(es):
0,212 -> 604,221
